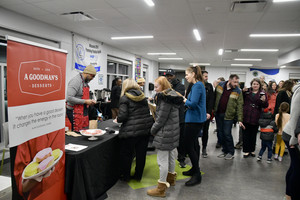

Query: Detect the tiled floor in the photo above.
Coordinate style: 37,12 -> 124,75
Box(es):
0,123 -> 289,199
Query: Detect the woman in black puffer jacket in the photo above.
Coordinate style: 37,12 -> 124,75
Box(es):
117,78 -> 154,182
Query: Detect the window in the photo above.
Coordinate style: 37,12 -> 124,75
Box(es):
106,59 -> 132,89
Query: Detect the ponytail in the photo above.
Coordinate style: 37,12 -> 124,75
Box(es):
277,102 -> 289,130
186,66 -> 204,83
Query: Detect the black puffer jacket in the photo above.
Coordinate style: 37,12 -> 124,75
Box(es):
151,89 -> 183,150
117,89 -> 154,139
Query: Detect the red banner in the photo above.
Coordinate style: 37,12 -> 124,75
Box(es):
7,36 -> 67,200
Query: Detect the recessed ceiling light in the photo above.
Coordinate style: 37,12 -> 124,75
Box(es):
231,64 -> 253,66
280,65 -> 286,68
273,0 -> 300,2
158,58 -> 183,60
193,29 -> 201,41
240,49 -> 279,52
144,0 -> 155,7
218,49 -> 224,55
250,33 -> 300,37
189,63 -> 211,66
234,58 -> 262,61
111,36 -> 154,40
147,53 -> 176,55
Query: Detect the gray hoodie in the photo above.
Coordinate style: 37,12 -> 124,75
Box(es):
283,84 -> 300,145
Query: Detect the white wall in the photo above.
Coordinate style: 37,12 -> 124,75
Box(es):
0,8 -> 159,96
207,67 -> 300,88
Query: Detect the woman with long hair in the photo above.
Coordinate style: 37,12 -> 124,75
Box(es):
265,81 -> 278,114
182,66 -> 206,186
117,78 -> 153,182
274,80 -> 294,117
147,76 -> 183,197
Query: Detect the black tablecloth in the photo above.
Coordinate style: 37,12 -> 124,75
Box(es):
65,120 -> 120,200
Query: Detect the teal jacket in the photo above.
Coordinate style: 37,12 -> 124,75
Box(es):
214,81 -> 243,121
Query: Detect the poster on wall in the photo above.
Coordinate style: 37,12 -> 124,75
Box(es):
73,34 -> 102,73
7,36 -> 67,200
135,57 -> 141,81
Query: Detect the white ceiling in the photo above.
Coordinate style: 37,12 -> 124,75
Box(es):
1,0 -> 300,68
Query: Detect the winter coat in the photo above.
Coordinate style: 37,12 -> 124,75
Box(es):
283,84 -> 300,146
265,91 -> 277,114
205,82 -> 214,115
259,112 -> 275,141
243,88 -> 268,125
274,90 -> 292,117
214,81 -> 244,121
151,89 -> 183,150
170,78 -> 185,123
185,81 -> 206,123
117,89 -> 154,139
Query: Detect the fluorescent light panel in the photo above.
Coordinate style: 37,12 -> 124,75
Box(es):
231,64 -> 253,66
250,33 -> 300,37
147,53 -> 176,55
218,49 -> 224,55
273,0 -> 300,2
240,49 -> 278,52
193,29 -> 201,41
280,66 -> 286,68
144,0 -> 155,7
111,35 -> 153,40
0,42 -> 7,46
234,58 -> 262,61
190,63 -> 210,66
158,58 -> 183,60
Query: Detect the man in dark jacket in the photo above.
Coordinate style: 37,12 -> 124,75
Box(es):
201,71 -> 214,158
166,69 -> 186,168
111,77 -> 122,119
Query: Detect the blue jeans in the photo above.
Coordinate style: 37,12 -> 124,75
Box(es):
258,140 -> 273,159
215,113 -> 234,155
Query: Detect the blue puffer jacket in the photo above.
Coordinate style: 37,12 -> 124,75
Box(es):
185,81 -> 206,123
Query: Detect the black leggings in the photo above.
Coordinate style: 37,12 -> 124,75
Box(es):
184,123 -> 204,172
284,140 -> 300,199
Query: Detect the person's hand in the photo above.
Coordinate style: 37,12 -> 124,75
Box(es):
33,166 -> 55,182
206,113 -> 211,120
239,122 -> 245,130
85,99 -> 96,105
260,95 -> 266,102
183,97 -> 187,103
243,87 -> 248,92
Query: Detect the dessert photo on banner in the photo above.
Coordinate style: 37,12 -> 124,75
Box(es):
13,131 -> 65,199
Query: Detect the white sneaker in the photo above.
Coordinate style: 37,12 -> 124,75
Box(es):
274,154 -> 278,160
278,156 -> 283,162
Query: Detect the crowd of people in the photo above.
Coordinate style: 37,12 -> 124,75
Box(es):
66,65 -> 300,200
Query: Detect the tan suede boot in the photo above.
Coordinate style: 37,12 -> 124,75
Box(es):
147,180 -> 170,197
167,172 -> 177,186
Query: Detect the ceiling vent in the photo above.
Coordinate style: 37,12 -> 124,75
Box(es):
230,0 -> 267,12
61,11 -> 95,21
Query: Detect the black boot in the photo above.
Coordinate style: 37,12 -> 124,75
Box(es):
185,170 -> 201,186
182,167 -> 194,176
